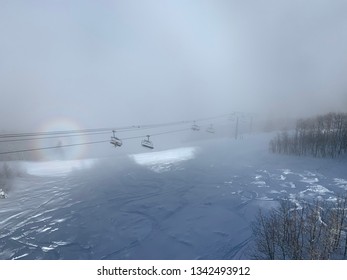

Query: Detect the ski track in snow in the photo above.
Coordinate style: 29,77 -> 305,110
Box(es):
0,138 -> 346,260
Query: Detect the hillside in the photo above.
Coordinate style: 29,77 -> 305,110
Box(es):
0,133 -> 346,259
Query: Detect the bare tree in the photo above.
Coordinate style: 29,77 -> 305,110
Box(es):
270,112 -> 347,158
251,193 -> 347,259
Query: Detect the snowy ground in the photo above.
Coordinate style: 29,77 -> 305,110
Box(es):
0,133 -> 346,260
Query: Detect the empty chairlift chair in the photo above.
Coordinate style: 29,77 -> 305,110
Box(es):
228,113 -> 236,121
141,135 -> 154,149
191,121 -> 200,131
110,130 -> 123,148
206,124 -> 215,133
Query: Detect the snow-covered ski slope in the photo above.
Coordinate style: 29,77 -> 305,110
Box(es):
0,133 -> 346,259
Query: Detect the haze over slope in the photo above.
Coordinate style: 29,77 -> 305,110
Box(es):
1,0 -> 347,133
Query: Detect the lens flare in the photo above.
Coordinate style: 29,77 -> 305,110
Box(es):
35,118 -> 88,160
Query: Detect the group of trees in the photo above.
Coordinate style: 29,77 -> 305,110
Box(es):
269,112 -> 347,158
0,162 -> 24,197
0,163 -> 11,197
252,195 -> 347,259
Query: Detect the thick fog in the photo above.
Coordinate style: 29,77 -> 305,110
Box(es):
1,0 -> 347,132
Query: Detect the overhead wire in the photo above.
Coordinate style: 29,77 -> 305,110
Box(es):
0,140 -> 109,155
0,113 -> 241,155
0,131 -> 111,143
0,113 -> 230,139
0,128 -> 192,155
121,128 -> 192,140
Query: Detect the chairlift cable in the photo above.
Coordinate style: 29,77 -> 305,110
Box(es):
0,128 -> 192,155
0,140 -> 109,155
0,131 -> 111,143
0,113 -> 250,155
0,113 -> 230,139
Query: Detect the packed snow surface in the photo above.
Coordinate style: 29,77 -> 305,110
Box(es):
0,134 -> 346,259
24,159 -> 97,177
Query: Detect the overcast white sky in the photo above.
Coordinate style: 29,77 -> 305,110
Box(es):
1,0 -> 347,132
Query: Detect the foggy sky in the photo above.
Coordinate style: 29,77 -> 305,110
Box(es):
1,0 -> 347,132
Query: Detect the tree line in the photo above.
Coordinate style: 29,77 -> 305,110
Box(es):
251,194 -> 347,259
269,112 -> 347,158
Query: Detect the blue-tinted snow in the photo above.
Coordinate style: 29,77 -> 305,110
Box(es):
0,133 -> 346,260
23,159 -> 97,177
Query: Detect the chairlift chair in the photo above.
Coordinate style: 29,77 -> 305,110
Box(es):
141,135 -> 154,149
228,114 -> 236,121
110,130 -> 123,147
191,121 -> 200,131
206,124 -> 215,133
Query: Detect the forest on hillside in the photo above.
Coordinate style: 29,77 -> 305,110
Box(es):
269,112 -> 347,158
252,194 -> 347,260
